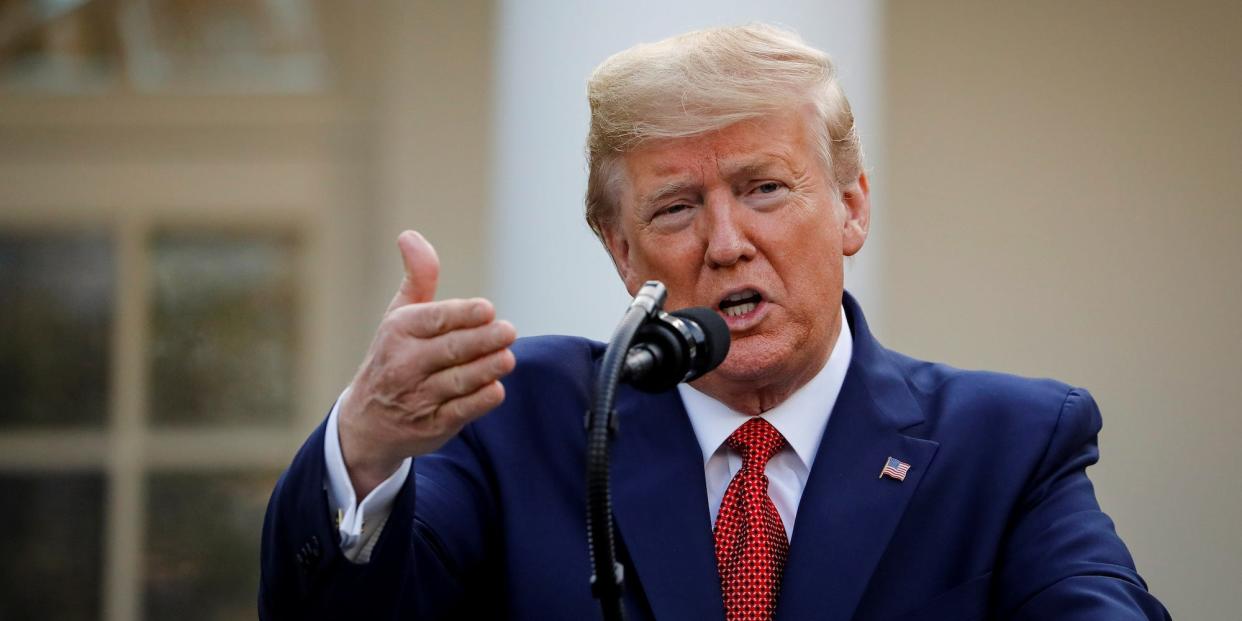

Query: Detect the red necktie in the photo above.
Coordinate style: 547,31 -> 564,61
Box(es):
714,417 -> 789,621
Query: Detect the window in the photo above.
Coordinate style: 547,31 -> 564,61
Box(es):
0,0 -> 328,94
0,2 -> 376,618
0,222 -> 306,620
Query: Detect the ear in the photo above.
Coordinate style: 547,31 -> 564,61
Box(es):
602,223 -> 641,293
839,171 -> 871,256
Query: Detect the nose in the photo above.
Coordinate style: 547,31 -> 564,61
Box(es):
702,198 -> 756,268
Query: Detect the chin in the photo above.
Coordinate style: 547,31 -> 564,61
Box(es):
712,339 -> 792,383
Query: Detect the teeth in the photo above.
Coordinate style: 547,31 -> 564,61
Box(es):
723,302 -> 756,317
723,290 -> 758,303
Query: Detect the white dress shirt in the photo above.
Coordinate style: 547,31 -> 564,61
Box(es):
323,390 -> 410,562
678,306 -> 851,540
325,307 -> 852,561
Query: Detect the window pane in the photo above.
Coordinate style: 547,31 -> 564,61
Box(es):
0,0 -> 122,94
144,470 -> 279,621
128,0 -> 329,94
0,232 -> 113,427
0,0 -> 328,94
148,231 -> 300,426
0,472 -> 105,620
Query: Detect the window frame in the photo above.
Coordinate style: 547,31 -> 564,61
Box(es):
0,97 -> 354,620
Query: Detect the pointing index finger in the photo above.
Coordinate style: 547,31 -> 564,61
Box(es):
393,298 -> 497,338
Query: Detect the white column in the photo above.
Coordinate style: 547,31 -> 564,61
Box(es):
489,0 -> 885,339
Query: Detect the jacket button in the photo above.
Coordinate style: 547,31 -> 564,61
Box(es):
296,537 -> 321,573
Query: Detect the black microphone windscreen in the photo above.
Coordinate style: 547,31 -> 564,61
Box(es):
670,306 -> 730,373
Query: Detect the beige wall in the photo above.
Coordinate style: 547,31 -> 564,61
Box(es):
883,1 -> 1242,617
0,3 -> 495,618
357,0 -> 494,306
295,0 -> 496,400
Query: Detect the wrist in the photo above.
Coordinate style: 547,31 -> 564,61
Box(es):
338,392 -> 404,498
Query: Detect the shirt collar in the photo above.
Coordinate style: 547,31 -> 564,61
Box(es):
678,305 -> 853,470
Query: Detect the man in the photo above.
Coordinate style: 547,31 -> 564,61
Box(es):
260,25 -> 1169,620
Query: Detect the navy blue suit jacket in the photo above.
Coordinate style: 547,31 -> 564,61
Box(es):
260,293 -> 1168,620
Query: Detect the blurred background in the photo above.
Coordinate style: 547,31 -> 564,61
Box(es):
0,0 -> 1236,619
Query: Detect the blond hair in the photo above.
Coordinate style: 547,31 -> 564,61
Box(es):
584,24 -> 864,239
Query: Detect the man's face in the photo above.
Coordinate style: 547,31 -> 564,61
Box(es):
603,108 -> 870,392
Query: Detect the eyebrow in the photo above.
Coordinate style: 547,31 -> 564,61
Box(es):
640,180 -> 696,210
636,155 -> 795,211
719,159 -> 788,181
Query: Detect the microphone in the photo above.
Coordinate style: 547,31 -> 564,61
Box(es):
622,306 -> 731,392
586,283 -> 726,620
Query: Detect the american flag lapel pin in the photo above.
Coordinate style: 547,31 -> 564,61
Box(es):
879,456 -> 911,481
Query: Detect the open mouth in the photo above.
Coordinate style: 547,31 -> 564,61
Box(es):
718,289 -> 763,318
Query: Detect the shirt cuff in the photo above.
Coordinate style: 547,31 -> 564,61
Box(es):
323,388 -> 412,563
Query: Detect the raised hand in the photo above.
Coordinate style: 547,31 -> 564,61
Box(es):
337,231 -> 517,497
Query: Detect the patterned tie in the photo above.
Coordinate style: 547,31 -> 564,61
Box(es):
714,417 -> 789,621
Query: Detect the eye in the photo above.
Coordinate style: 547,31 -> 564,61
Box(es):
656,203 -> 692,218
741,180 -> 788,211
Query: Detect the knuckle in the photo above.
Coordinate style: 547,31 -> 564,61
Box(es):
383,306 -> 424,339
380,351 -> 422,387
376,355 -> 413,389
388,303 -> 419,327
471,298 -> 494,322
425,308 -> 448,335
450,369 -> 469,396
437,403 -> 471,431
432,402 -> 457,424
442,336 -> 463,364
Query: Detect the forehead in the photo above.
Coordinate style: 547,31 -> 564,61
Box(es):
621,110 -> 817,192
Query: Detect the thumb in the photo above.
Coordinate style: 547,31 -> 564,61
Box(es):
388,230 -> 440,311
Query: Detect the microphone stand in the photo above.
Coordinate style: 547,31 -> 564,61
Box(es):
586,281 -> 667,621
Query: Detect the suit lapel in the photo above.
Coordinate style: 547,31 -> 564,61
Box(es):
611,386 -> 725,619
607,293 -> 934,621
775,295 -> 940,621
